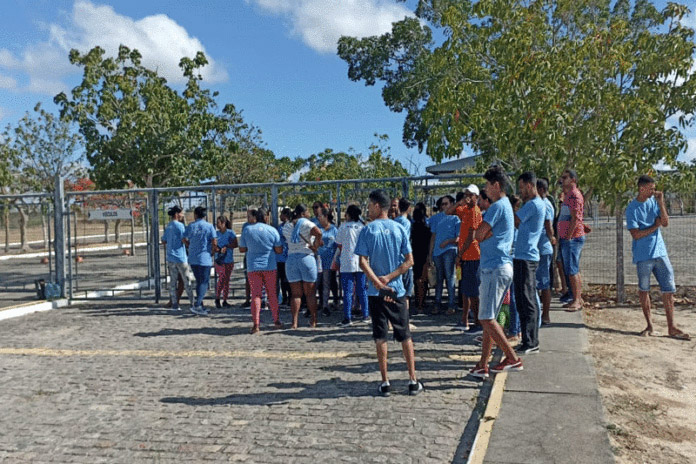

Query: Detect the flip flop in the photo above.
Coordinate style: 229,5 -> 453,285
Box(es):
668,332 -> 691,341
639,329 -> 660,337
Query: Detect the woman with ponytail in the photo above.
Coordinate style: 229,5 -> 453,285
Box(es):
282,204 -> 323,328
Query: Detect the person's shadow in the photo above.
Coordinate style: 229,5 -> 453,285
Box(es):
160,378 -> 375,406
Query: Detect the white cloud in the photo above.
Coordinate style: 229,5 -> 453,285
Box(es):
0,0 -> 227,95
247,0 -> 413,53
0,74 -> 17,90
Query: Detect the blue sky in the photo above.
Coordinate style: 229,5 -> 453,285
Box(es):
1,0 -> 695,176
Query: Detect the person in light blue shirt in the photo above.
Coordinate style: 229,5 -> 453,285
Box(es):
316,207 -> 339,316
428,195 -> 460,313
625,175 -> 689,340
355,189 -> 422,397
469,166 -> 522,379
512,172 -> 545,354
213,216 -> 237,309
393,198 -> 414,311
536,179 -> 556,325
161,205 -> 194,310
276,208 -> 292,306
239,208 -> 284,333
183,206 -> 217,314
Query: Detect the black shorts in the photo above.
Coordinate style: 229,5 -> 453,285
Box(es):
369,295 -> 411,342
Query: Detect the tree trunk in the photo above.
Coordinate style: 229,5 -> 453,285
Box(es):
103,221 -> 109,243
615,197 -> 625,304
17,205 -> 30,253
114,220 -> 122,243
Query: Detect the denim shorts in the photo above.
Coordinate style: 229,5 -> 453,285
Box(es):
478,263 -> 513,321
285,253 -> 318,283
637,256 -> 675,293
535,254 -> 552,290
460,260 -> 480,297
401,268 -> 414,297
560,236 -> 585,276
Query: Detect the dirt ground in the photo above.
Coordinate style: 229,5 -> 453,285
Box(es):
583,285 -> 696,464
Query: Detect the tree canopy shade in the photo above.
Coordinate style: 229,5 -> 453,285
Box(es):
338,0 -> 696,205
55,46 -> 262,189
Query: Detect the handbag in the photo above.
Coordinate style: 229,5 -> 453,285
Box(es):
427,262 -> 437,287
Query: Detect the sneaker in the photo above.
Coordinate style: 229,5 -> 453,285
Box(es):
222,301 -> 231,308
408,381 -> 424,396
338,319 -> 352,327
559,292 -> 573,303
249,325 -> 260,334
490,357 -> 523,373
378,382 -> 391,397
171,306 -> 181,311
361,316 -> 371,324
322,307 -> 331,317
190,306 -> 207,316
515,344 -> 540,355
455,321 -> 470,331
468,365 -> 489,379
215,299 -> 221,309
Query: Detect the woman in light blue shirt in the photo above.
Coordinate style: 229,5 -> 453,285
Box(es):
316,207 -> 339,316
213,216 -> 237,309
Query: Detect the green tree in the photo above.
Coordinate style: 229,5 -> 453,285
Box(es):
1,103 -> 84,251
55,45 -> 251,189
339,0 -> 696,301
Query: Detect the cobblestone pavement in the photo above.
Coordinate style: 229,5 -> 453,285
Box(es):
0,301 -> 485,463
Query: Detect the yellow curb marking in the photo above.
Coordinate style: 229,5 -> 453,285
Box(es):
467,371 -> 508,464
0,347 -> 481,361
0,347 -> 353,359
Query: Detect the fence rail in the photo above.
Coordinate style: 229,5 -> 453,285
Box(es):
1,175 -> 694,308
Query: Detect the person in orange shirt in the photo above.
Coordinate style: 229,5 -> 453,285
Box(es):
447,184 -> 482,331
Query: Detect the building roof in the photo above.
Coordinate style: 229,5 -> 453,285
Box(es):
425,155 -> 482,175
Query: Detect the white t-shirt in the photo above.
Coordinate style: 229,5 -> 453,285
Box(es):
335,221 -> 365,273
283,219 -> 317,255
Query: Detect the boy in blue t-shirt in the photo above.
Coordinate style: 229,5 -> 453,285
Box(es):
161,205 -> 194,310
355,189 -> 423,397
469,166 -> 523,379
625,175 -> 689,340
183,206 -> 217,315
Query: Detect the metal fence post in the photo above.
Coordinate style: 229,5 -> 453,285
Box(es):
151,189 -> 161,303
401,178 -> 409,201
335,183 -> 341,226
271,184 -> 279,227
53,175 -> 66,298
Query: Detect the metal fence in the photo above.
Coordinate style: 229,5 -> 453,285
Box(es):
1,175 -> 694,308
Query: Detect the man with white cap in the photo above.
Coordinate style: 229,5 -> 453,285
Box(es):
447,184 -> 482,330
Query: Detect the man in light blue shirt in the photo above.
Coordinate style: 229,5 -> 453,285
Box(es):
161,205 -> 194,310
393,197 -> 414,308
183,206 -> 217,315
355,189 -> 423,397
513,172 -> 546,355
469,166 -> 523,378
427,195 -> 460,313
625,175 -> 689,340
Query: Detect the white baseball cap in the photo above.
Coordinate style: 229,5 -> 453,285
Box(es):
464,184 -> 480,196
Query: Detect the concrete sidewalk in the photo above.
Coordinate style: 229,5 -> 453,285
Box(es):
482,303 -> 615,464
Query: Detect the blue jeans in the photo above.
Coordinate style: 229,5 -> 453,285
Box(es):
190,264 -> 211,307
340,272 -> 369,320
560,236 -> 585,277
508,282 -> 520,335
434,249 -> 457,309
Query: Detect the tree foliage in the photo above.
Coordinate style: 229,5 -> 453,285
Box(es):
2,103 -> 84,193
338,0 -> 696,206
55,46 -> 262,189
299,134 -> 410,182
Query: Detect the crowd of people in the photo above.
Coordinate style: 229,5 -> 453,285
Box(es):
161,167 -> 689,393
